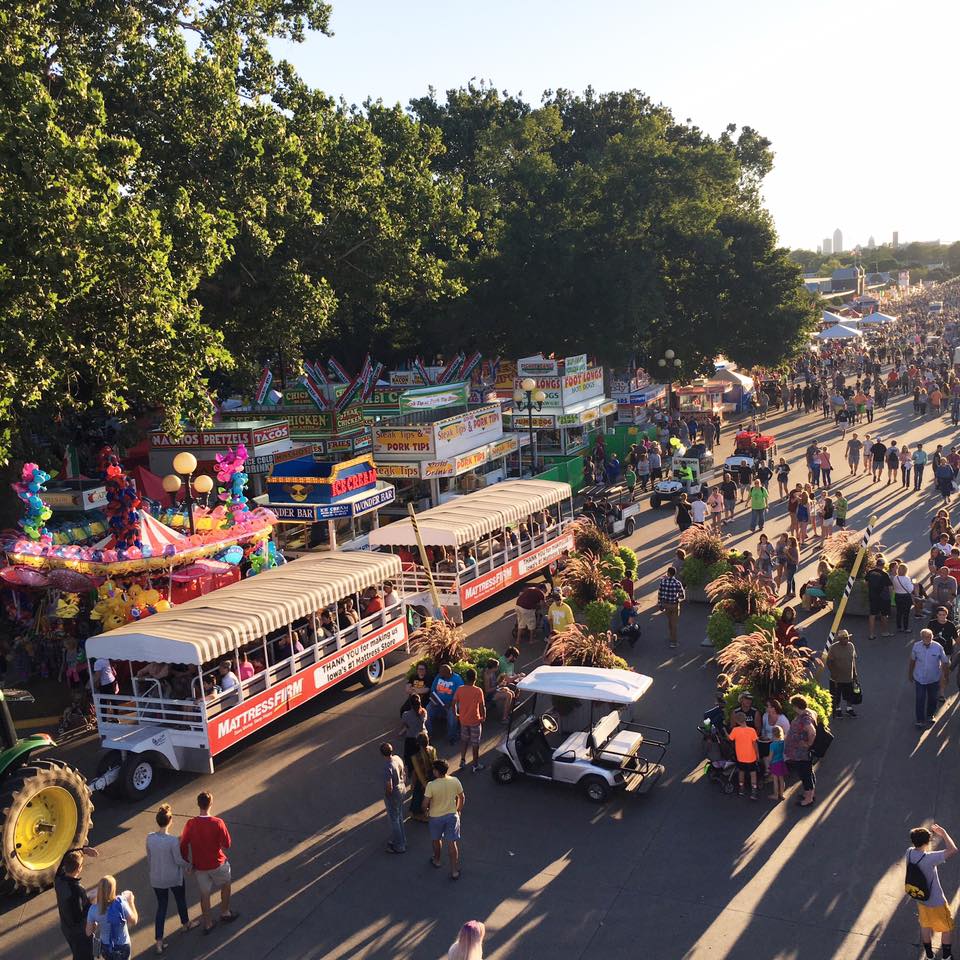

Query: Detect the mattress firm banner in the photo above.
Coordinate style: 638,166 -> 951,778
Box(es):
398,382 -> 469,413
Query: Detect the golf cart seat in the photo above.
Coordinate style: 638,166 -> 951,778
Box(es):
589,709 -> 643,765
553,731 -> 592,763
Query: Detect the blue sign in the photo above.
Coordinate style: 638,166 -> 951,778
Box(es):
269,484 -> 395,522
267,454 -> 377,505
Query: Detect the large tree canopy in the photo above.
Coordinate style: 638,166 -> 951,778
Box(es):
408,85 -> 817,374
0,9 -> 815,467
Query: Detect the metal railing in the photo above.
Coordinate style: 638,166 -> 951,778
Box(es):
94,692 -> 207,733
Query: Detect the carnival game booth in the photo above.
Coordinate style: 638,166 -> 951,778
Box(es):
262,453 -> 396,553
85,552 -> 406,798
501,355 -> 617,463
368,480 -> 573,623
372,392 -> 520,508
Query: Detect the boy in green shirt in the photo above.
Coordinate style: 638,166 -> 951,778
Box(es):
748,479 -> 769,532
624,465 -> 637,500
834,491 -> 848,529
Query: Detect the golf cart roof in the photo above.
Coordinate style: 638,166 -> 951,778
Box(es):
517,666 -> 653,704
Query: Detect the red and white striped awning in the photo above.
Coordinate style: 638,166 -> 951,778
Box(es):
93,512 -> 187,553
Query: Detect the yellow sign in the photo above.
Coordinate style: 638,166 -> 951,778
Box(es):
374,426 -> 433,454
375,462 -> 420,479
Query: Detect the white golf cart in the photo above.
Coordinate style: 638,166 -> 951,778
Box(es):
649,456 -> 708,510
491,666 -> 670,803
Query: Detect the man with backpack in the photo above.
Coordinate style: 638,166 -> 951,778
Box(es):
906,823 -> 957,959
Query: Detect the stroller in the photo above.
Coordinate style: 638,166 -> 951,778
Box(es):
699,705 -> 738,794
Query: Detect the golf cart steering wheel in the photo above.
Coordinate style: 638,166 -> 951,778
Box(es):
539,714 -> 559,734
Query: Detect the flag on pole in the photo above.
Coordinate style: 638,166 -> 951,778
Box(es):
300,372 -> 330,410
412,357 -> 431,384
335,374 -> 364,412
306,360 -> 327,384
460,351 -> 483,383
327,357 -> 351,383
362,362 -> 384,400
438,352 -> 465,384
254,366 -> 273,405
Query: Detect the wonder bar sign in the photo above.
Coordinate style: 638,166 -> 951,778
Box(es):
207,619 -> 408,754
459,532 -> 574,610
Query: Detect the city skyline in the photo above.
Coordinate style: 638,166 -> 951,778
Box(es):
270,0 -> 960,250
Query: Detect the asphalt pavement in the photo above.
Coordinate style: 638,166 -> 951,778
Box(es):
3,387 -> 959,959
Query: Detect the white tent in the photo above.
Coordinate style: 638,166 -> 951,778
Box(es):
822,310 -> 850,326
861,312 -> 897,324
814,324 -> 862,340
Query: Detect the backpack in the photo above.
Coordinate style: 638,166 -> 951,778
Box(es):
905,852 -> 930,901
100,896 -> 128,957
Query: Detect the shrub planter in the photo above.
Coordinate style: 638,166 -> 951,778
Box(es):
832,583 -> 869,617
684,585 -> 710,604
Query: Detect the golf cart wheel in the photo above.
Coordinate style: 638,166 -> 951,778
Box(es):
723,780 -> 736,795
121,754 -> 158,802
492,758 -> 517,785
649,495 -> 661,509
360,657 -> 385,688
0,759 -> 93,895
580,775 -> 611,804
624,517 -> 635,536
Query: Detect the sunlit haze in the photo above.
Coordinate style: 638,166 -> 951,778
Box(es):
273,0 -> 959,251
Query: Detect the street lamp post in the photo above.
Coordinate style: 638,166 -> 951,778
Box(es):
163,452 -> 213,536
657,349 -> 682,420
514,377 -> 546,478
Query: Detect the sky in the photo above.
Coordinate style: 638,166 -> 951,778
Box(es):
273,0 -> 960,252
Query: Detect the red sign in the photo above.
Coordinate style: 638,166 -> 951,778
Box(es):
251,423 -> 290,445
330,468 -> 377,498
459,533 -> 574,609
207,619 -> 407,755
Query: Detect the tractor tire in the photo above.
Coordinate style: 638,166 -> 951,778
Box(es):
0,759 -> 93,895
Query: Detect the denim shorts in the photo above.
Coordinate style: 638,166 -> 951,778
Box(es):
429,812 -> 461,842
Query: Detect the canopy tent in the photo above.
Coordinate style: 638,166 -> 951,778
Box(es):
711,366 -> 754,391
368,479 -> 572,548
822,310 -> 850,326
814,324 -> 862,340
93,511 -> 187,553
860,312 -> 898,325
85,551 -> 403,665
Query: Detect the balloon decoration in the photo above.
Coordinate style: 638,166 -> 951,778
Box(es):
99,446 -> 143,552
54,593 -> 81,619
89,579 -> 172,628
246,539 -> 283,577
11,462 -> 53,542
215,444 -> 250,527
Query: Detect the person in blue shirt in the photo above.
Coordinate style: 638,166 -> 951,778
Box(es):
619,599 -> 641,648
426,664 -> 463,744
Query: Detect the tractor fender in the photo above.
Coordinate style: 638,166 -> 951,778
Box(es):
0,733 -> 54,780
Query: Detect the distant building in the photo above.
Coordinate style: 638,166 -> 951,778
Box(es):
831,265 -> 865,297
833,228 -> 843,253
823,238 -> 833,255
867,235 -> 876,249
892,231 -> 899,248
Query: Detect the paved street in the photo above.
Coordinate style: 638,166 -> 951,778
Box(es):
3,386 -> 959,960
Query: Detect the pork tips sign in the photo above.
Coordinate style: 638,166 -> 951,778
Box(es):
207,619 -> 408,755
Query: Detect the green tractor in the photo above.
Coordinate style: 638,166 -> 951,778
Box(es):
0,688 -> 93,894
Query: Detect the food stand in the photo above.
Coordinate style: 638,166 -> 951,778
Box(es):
673,380 -> 727,419
261,452 -> 396,552
501,355 -> 616,462
372,388 -> 521,507
149,421 -> 294,497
